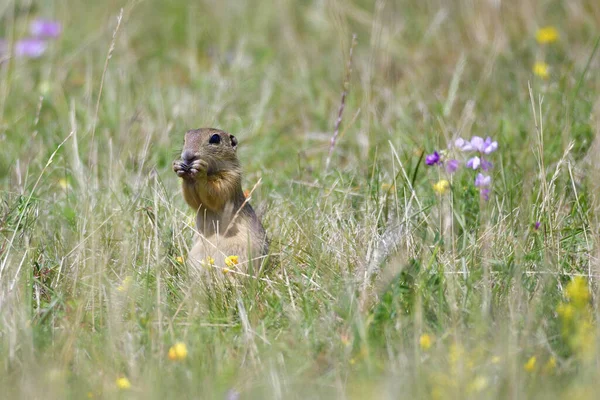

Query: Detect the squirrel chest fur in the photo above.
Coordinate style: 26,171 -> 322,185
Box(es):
173,128 -> 268,273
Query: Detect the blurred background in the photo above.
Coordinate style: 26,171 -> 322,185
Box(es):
2,0 -> 598,186
1,0 -> 600,399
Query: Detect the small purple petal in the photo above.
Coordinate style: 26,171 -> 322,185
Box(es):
480,188 -> 490,201
534,221 -> 541,230
474,173 -> 491,187
455,137 -> 473,151
483,137 -> 498,154
470,136 -> 485,152
481,158 -> 493,171
30,19 -> 62,39
466,156 -> 481,170
15,38 -> 47,58
483,137 -> 493,150
446,159 -> 459,174
425,151 -> 440,166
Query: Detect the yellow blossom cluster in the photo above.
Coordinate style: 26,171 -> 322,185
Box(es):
224,255 -> 239,273
532,62 -> 549,80
168,342 -> 188,361
432,180 -> 450,195
565,276 -> 590,307
557,277 -> 596,363
117,276 -> 132,292
536,26 -> 559,44
225,255 -> 238,267
533,26 -> 559,79
523,355 -> 557,374
427,342 -> 490,398
420,333 -> 433,350
524,356 -> 536,372
197,255 -> 237,273
116,377 -> 131,390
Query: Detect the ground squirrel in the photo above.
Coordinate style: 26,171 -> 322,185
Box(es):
173,128 -> 268,273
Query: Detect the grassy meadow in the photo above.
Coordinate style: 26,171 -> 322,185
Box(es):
1,0 -> 600,398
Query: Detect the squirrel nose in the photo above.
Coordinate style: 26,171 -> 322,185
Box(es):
181,150 -> 197,163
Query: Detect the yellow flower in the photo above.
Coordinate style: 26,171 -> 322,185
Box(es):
524,356 -> 536,372
533,62 -> 549,79
543,356 -> 556,374
556,302 -> 574,321
201,256 -> 215,268
573,319 -> 596,360
419,334 -> 433,350
565,277 -> 590,308
168,342 -> 188,361
116,377 -> 131,390
491,356 -> 501,364
58,178 -> 69,189
175,256 -> 184,263
223,267 -> 230,274
224,255 -> 239,268
536,26 -> 559,44
432,179 -> 450,195
117,276 -> 132,292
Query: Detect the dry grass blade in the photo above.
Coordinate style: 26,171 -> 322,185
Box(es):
325,33 -> 357,172
90,8 -> 124,147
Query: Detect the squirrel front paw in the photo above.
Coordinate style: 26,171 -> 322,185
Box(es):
173,158 -> 208,179
189,159 -> 208,176
173,159 -> 189,177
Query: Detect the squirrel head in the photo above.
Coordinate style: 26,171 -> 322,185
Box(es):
181,128 -> 240,173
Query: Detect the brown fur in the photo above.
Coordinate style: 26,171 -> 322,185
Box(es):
173,128 -> 268,274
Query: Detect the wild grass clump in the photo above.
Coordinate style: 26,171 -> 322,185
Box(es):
1,0 -> 600,398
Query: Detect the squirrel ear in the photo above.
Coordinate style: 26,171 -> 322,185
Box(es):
229,134 -> 238,150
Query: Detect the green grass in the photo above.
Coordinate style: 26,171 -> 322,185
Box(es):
1,0 -> 600,398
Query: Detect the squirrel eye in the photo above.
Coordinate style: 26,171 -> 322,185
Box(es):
209,134 -> 221,144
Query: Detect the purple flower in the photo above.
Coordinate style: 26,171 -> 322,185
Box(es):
480,188 -> 490,201
466,156 -> 480,170
30,19 -> 62,39
425,151 -> 441,166
456,136 -> 498,154
15,38 -> 47,58
474,173 -> 491,187
471,136 -> 498,154
470,136 -> 485,152
475,173 -> 492,200
446,159 -> 459,174
482,137 -> 498,154
455,138 -> 473,151
481,158 -> 493,171
534,221 -> 541,230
